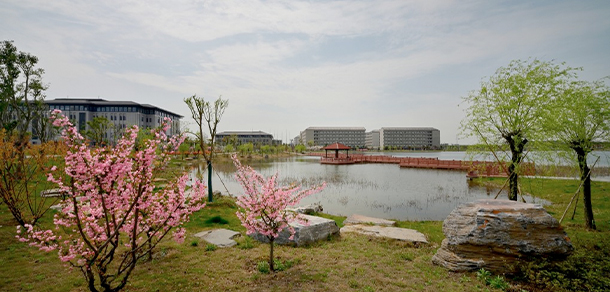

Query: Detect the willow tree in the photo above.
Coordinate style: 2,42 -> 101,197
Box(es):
461,59 -> 576,201
547,79 -> 610,230
184,95 -> 228,202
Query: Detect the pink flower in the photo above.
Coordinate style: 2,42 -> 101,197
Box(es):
18,113 -> 206,290
232,154 -> 325,268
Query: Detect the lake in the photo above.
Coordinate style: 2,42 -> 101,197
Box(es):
190,155 -> 552,221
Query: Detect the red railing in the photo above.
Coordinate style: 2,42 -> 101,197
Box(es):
309,153 -> 535,177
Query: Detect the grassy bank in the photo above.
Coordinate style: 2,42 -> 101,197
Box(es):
1,177 -> 609,291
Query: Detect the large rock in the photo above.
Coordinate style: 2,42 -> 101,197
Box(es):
251,215 -> 339,246
432,199 -> 573,273
286,203 -> 323,215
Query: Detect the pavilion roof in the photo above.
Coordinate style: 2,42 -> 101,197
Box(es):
323,143 -> 351,150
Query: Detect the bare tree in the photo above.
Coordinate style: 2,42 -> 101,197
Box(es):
184,95 -> 229,202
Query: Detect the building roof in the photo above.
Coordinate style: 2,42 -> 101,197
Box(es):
323,142 -> 351,150
306,127 -> 366,131
216,131 -> 272,136
45,98 -> 183,118
381,127 -> 439,131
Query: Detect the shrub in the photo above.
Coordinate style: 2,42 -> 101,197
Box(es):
205,215 -> 229,225
205,244 -> 217,252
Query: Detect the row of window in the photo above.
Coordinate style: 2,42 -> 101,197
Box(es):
49,105 -> 178,118
92,113 -> 128,121
217,135 -> 273,139
385,138 -> 432,141
313,131 -> 364,133
383,131 -> 435,134
315,138 -> 362,140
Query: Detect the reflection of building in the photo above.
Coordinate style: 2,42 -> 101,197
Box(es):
365,130 -> 380,150
379,127 -> 440,149
300,127 -> 366,148
215,131 -> 276,145
38,98 -> 182,144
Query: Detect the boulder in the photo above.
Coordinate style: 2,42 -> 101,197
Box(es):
251,215 -> 339,246
287,203 -> 323,215
432,199 -> 573,273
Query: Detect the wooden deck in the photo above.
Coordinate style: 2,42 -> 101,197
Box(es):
320,157 -> 356,165
313,153 -> 535,178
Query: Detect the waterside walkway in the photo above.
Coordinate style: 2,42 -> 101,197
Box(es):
309,153 -> 535,178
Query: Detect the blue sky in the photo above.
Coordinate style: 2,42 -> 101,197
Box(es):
2,0 -> 609,144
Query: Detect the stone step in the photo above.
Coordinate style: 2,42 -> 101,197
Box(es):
340,224 -> 428,244
194,229 -> 241,248
343,214 -> 396,226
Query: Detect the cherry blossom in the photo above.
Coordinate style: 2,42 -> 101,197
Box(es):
232,154 -> 325,271
18,110 -> 206,292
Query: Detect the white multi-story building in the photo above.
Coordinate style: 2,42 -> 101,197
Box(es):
365,130 -> 380,150
379,127 -> 440,149
215,131 -> 275,145
300,127 -> 366,147
38,98 -> 182,143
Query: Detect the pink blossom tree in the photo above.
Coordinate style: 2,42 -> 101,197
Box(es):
17,110 -> 206,292
232,155 -> 325,272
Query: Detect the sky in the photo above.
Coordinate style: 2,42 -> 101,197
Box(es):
2,0 -> 610,144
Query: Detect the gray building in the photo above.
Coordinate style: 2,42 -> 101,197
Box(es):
215,131 -> 275,145
39,98 -> 182,143
300,127 -> 366,147
379,127 -> 440,149
365,130 -> 380,150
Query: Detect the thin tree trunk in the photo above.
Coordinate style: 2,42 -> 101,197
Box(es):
576,150 -> 595,230
505,134 -> 526,201
508,161 -> 518,201
269,237 -> 275,272
86,265 -> 99,292
207,161 -> 213,202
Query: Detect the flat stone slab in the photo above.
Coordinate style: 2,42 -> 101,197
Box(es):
194,229 -> 241,248
251,214 -> 339,246
340,224 -> 428,244
343,214 -> 396,226
40,188 -> 67,198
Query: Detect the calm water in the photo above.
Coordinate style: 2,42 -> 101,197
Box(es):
190,155 -> 549,221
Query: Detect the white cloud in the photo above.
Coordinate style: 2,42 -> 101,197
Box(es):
2,0 -> 610,143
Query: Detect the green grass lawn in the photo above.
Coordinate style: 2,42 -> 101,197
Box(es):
1,177 -> 609,292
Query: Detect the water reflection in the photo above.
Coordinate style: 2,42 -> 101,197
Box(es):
190,156 -> 549,221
